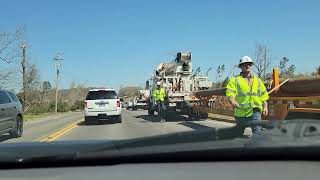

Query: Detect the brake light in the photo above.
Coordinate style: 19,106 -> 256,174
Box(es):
84,101 -> 88,109
117,100 -> 120,107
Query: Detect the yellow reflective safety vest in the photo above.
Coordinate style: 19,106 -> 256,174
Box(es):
226,75 -> 269,117
153,88 -> 166,102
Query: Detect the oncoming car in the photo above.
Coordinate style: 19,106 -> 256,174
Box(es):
84,89 -> 122,124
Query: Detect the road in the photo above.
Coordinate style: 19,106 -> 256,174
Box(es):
1,109 -> 249,143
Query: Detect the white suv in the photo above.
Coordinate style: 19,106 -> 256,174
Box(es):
84,89 -> 122,124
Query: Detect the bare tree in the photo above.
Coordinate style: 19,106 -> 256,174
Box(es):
253,44 -> 271,80
118,86 -> 141,98
67,82 -> 87,106
288,64 -> 296,78
26,64 -> 40,90
24,63 -> 40,107
279,57 -> 289,76
0,26 -> 24,63
216,64 -> 225,87
279,57 -> 297,78
0,26 -> 25,89
40,81 -> 52,103
0,70 -> 14,89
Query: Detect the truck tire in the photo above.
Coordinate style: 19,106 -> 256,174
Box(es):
85,117 -> 97,125
116,115 -> 122,123
9,116 -> 23,138
84,116 -> 90,125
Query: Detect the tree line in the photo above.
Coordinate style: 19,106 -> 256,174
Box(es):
0,26 -> 89,114
212,43 -> 320,87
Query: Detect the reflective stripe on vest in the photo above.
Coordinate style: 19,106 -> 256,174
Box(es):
257,78 -> 261,96
235,76 -> 261,97
239,102 -> 262,108
226,88 -> 236,94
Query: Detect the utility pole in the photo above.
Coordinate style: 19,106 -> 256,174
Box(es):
54,52 -> 63,114
21,43 -> 27,111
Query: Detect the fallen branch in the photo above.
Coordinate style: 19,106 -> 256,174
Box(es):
23,104 -> 32,113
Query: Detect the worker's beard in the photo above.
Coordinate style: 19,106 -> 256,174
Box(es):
241,71 -> 252,78
241,67 -> 251,76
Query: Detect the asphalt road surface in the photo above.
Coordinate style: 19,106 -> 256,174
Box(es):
1,109 -> 250,143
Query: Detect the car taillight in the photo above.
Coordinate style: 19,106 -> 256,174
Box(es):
117,101 -> 120,107
84,101 -> 88,109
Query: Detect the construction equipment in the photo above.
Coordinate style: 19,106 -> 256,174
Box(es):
127,90 -> 149,110
146,52 -> 213,116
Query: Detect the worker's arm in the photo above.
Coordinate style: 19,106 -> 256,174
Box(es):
260,79 -> 269,102
152,89 -> 157,98
162,88 -> 166,98
226,77 -> 240,109
263,101 -> 268,107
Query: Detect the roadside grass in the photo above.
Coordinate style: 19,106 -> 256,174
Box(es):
24,112 -> 66,122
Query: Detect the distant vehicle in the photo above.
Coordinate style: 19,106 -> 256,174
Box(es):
0,90 -> 23,138
133,97 -> 148,110
119,98 -> 126,108
127,90 -> 149,110
121,102 -> 126,108
84,89 -> 122,124
127,101 -> 133,110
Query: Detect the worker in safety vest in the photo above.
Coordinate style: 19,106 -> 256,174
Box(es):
153,81 -> 166,122
226,56 -> 269,134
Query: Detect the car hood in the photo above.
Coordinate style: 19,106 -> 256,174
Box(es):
1,119 -> 320,167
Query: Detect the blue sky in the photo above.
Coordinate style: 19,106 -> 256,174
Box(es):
1,0 -> 319,90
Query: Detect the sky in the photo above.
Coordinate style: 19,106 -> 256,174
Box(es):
1,0 -> 319,90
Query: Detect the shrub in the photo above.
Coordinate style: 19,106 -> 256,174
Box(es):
70,100 -> 84,111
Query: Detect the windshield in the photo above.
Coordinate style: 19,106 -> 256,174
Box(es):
0,0 -> 319,162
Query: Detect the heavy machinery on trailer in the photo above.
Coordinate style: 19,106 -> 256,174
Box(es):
146,52 -> 213,116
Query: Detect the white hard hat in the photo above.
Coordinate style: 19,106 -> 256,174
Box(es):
156,82 -> 161,86
238,56 -> 253,67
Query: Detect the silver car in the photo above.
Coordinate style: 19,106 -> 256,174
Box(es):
0,90 -> 23,138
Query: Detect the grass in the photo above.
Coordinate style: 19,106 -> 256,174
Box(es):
24,112 -> 66,122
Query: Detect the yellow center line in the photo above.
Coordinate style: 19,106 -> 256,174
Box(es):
39,119 -> 83,142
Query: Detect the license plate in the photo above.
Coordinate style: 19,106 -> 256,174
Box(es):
98,114 -> 107,119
